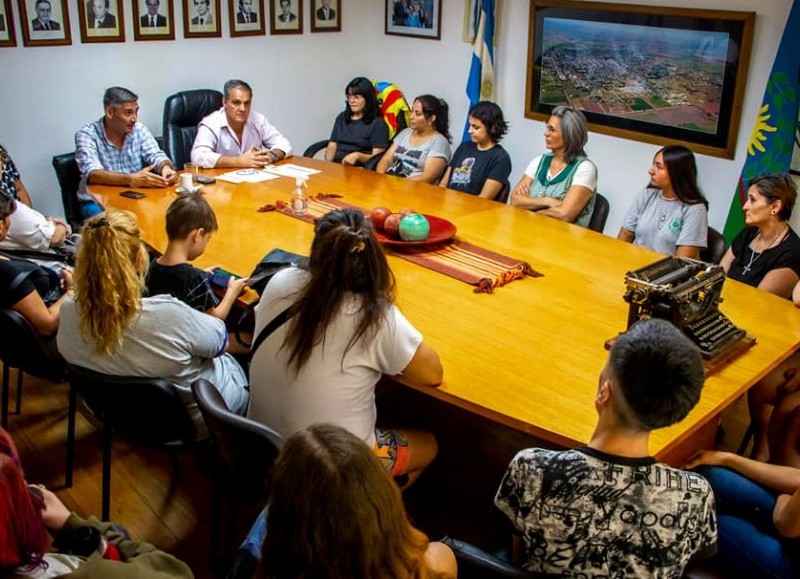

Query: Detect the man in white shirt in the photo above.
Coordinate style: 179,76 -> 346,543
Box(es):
191,79 -> 292,169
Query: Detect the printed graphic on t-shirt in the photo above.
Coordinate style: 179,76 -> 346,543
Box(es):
450,156 -> 476,188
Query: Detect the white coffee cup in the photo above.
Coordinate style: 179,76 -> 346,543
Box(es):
179,173 -> 193,191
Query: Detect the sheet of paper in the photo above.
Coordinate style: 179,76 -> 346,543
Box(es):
263,163 -> 323,179
216,169 -> 281,184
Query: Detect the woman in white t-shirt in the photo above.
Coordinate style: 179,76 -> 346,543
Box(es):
249,208 -> 443,486
377,94 -> 452,184
510,106 -> 597,227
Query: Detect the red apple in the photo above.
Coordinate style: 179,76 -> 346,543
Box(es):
370,206 -> 392,231
399,208 -> 417,217
383,213 -> 402,239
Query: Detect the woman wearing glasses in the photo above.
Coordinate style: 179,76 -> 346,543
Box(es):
325,77 -> 389,166
510,106 -> 597,227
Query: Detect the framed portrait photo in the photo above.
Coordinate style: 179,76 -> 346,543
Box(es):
18,0 -> 71,46
270,0 -> 300,35
0,0 -> 17,46
77,0 -> 125,43
229,0 -> 264,37
310,0 -> 338,32
133,0 -> 175,40
385,0 -> 441,40
184,0 -> 220,38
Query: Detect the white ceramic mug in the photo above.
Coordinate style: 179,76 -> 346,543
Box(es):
179,172 -> 193,191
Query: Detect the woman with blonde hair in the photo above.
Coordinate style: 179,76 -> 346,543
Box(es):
56,210 -> 248,421
234,424 -> 456,578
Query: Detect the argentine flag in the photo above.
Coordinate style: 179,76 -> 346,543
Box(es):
464,0 -> 496,141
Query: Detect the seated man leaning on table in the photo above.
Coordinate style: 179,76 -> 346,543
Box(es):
494,318 -> 717,577
190,78 -> 292,170
75,86 -> 177,219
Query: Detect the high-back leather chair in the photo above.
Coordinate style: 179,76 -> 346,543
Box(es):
0,308 -> 66,428
162,89 -> 223,170
66,365 -> 199,519
192,378 -> 283,573
588,192 -> 610,234
700,227 -> 727,264
52,152 -> 83,231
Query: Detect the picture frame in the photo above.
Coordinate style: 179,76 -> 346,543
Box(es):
385,0 -> 441,40
229,0 -> 264,36
77,0 -> 124,42
18,0 -> 71,46
526,0 -> 754,160
133,0 -> 175,41
791,118 -> 800,176
183,0 -> 220,38
310,0 -> 338,33
0,0 -> 16,46
270,0 -> 300,35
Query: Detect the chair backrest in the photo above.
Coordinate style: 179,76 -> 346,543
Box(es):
588,192 -> 610,233
495,182 -> 511,204
191,379 -> 283,497
0,308 -> 66,382
68,365 -> 197,446
440,537 -> 534,579
162,89 -> 223,170
51,152 -> 83,230
700,226 -> 727,264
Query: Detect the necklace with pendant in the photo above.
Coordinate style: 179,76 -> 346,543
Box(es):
743,227 -> 787,275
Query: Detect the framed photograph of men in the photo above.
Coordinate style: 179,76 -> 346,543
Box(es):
133,0 -> 175,41
229,0 -> 264,37
0,0 -> 17,46
270,0 -> 300,35
310,0 -> 338,32
184,0 -> 220,38
77,0 -> 125,43
386,0 -> 441,40
18,0 -> 71,46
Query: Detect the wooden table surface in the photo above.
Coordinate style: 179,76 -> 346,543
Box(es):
90,158 -> 800,463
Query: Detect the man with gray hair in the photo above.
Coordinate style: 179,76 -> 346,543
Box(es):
191,79 -> 292,169
75,86 -> 176,218
31,0 -> 61,30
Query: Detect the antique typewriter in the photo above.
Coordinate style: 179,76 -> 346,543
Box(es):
623,257 -> 748,360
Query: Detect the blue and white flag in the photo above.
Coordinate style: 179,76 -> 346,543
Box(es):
463,0 -> 496,142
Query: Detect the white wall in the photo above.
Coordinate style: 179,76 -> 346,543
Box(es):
0,0 -> 793,235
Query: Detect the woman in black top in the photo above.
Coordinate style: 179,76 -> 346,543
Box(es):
325,77 -> 390,166
0,193 -> 72,335
721,174 -> 800,299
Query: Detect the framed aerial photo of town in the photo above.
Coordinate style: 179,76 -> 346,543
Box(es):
526,1 -> 754,159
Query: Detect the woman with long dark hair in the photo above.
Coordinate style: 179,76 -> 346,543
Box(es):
249,208 -> 443,484
241,424 -> 456,578
325,77 -> 390,166
377,95 -> 451,183
618,145 -> 709,258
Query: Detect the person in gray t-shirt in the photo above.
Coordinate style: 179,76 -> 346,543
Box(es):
377,94 -> 452,183
56,210 -> 248,430
619,145 -> 708,258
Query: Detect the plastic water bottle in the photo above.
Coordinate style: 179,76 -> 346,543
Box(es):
291,176 -> 308,216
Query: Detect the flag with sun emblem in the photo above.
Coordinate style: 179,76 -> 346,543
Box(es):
723,0 -> 800,242
463,0 -> 496,142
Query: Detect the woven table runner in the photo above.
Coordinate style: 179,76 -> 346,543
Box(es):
262,195 -> 542,293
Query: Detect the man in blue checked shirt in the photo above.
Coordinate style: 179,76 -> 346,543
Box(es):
75,86 -> 177,218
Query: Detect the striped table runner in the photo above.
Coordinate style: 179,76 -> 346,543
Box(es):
265,196 -> 542,293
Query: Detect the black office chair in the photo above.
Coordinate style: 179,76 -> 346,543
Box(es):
0,308 -> 67,428
52,152 -> 83,231
162,89 -> 223,170
588,192 -> 610,234
441,537 -> 536,579
192,379 -> 283,574
700,227 -> 727,264
66,365 -> 199,519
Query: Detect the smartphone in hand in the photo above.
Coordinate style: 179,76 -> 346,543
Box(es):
209,267 -> 235,288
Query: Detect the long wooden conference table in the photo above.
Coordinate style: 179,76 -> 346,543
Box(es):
90,157 -> 800,466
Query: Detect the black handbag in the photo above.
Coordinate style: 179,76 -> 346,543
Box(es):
246,248 -> 307,296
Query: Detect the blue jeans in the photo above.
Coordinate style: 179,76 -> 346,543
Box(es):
227,508 -> 266,579
79,198 -> 104,219
695,466 -> 800,578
